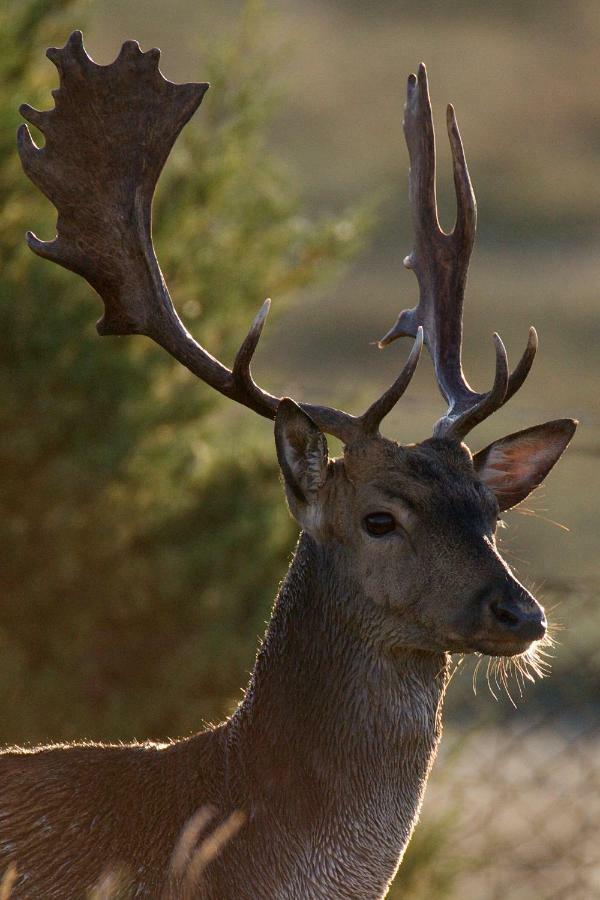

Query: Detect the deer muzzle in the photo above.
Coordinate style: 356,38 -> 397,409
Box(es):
479,579 -> 547,650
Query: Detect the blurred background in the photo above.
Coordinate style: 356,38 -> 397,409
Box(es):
1,1 -> 598,897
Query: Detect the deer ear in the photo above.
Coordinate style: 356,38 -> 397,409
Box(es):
473,419 -> 577,512
275,398 -> 329,505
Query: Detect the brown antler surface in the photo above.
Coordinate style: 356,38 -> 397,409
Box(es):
18,31 -> 422,445
378,64 -> 537,441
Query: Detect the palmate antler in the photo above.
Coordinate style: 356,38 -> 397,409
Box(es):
17,31 -> 423,446
379,64 -> 537,440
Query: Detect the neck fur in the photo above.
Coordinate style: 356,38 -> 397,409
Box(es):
226,532 -> 449,896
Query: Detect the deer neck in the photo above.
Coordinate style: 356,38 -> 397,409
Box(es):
226,532 -> 449,893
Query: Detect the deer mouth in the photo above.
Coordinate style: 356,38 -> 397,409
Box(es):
470,636 -> 539,657
443,627 -> 540,657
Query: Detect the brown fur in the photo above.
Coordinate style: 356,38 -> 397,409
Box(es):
0,424 -> 572,898
10,36 -> 577,897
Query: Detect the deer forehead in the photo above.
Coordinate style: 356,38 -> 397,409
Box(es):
320,436 -> 496,530
340,436 -> 478,499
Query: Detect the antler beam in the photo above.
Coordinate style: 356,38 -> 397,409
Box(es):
378,63 -> 537,440
18,31 -> 421,446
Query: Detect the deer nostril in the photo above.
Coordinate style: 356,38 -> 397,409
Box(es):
489,597 -> 546,641
490,600 -> 520,628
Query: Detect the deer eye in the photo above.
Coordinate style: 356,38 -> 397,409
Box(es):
363,512 -> 396,536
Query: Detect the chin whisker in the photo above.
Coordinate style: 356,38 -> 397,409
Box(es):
479,625 -> 558,706
446,655 -> 464,689
501,629 -> 557,697
499,658 -> 517,708
513,661 -> 526,696
485,657 -> 499,702
490,656 -> 517,708
472,654 -> 483,696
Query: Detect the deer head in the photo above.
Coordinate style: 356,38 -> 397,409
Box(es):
18,35 -> 576,662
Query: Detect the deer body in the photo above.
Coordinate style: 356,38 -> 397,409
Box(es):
1,530 -> 448,898
6,32 -> 577,898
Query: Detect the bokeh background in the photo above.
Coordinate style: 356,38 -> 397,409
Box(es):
1,1 -> 598,897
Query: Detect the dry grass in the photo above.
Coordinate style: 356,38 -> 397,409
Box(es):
168,806 -> 246,899
1,808 -> 245,899
0,864 -> 17,900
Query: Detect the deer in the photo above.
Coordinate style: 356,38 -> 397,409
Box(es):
1,31 -> 576,899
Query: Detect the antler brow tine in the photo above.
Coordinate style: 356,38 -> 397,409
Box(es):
378,62 -> 537,441
18,31 -> 422,445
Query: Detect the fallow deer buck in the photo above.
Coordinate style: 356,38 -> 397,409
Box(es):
2,32 -> 576,899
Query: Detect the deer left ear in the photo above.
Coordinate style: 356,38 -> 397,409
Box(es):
275,398 -> 329,506
473,419 -> 577,512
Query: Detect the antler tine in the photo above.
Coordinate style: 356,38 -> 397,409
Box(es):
231,299 -> 273,403
439,332 -> 508,440
446,102 -> 476,253
378,63 -> 537,441
405,66 -> 439,249
503,325 -> 538,403
360,328 -> 423,436
18,31 -> 425,448
444,325 -> 539,440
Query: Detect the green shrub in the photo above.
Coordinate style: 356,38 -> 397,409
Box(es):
0,0 -> 368,742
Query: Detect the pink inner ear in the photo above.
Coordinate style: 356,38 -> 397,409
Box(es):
475,420 -> 576,511
487,444 -> 531,485
483,437 -> 556,493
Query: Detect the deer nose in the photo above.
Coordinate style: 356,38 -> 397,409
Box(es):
489,593 -> 547,641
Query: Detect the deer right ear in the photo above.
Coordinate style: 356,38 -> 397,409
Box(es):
275,398 -> 329,507
473,418 -> 577,512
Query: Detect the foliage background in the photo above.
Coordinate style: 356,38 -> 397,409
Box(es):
1,0 -> 598,897
0,0 -> 368,740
